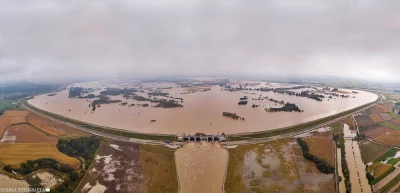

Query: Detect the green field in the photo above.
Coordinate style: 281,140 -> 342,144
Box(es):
388,112 -> 397,119
0,100 -> 23,112
331,122 -> 341,136
379,172 -> 400,193
374,148 -> 398,163
379,121 -> 400,130
359,124 -> 381,133
387,157 -> 400,166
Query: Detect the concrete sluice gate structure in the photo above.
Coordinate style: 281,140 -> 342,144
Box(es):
176,132 -> 227,142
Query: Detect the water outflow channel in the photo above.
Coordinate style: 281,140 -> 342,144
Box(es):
175,142 -> 228,193
343,124 -> 372,193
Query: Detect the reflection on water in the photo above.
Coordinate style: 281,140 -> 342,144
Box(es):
175,142 -> 228,193
344,124 -> 372,193
29,81 -> 377,134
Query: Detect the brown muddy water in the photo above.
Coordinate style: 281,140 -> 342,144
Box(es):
29,81 -> 377,134
344,124 -> 372,193
175,142 -> 228,193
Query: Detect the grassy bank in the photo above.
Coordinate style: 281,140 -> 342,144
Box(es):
140,144 -> 178,193
23,102 -> 175,141
224,144 -> 256,192
229,95 -> 381,141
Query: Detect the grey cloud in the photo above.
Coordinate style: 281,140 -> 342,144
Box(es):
0,59 -> 23,75
0,0 -> 399,82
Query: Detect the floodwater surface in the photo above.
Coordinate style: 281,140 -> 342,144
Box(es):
175,142 -> 228,193
344,124 -> 372,193
29,81 -> 378,134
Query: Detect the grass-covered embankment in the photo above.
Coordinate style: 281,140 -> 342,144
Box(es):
140,144 -> 178,193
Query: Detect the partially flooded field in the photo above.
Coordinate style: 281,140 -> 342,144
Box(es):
29,79 -> 377,134
77,140 -> 144,193
175,142 -> 228,193
78,140 -> 178,193
225,138 -> 334,193
34,171 -> 63,189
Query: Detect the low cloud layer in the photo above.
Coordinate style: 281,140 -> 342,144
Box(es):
1,0 -> 399,82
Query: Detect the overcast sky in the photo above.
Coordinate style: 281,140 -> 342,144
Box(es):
0,0 -> 399,83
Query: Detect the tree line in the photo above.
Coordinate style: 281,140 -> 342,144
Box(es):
266,103 -> 303,112
297,138 -> 335,174
57,136 -> 100,169
2,136 -> 101,193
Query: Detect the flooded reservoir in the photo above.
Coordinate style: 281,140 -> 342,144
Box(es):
28,80 -> 378,135
175,142 -> 228,193
343,124 -> 372,193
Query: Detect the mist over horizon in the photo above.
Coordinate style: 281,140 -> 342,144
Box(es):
1,0 -> 399,83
